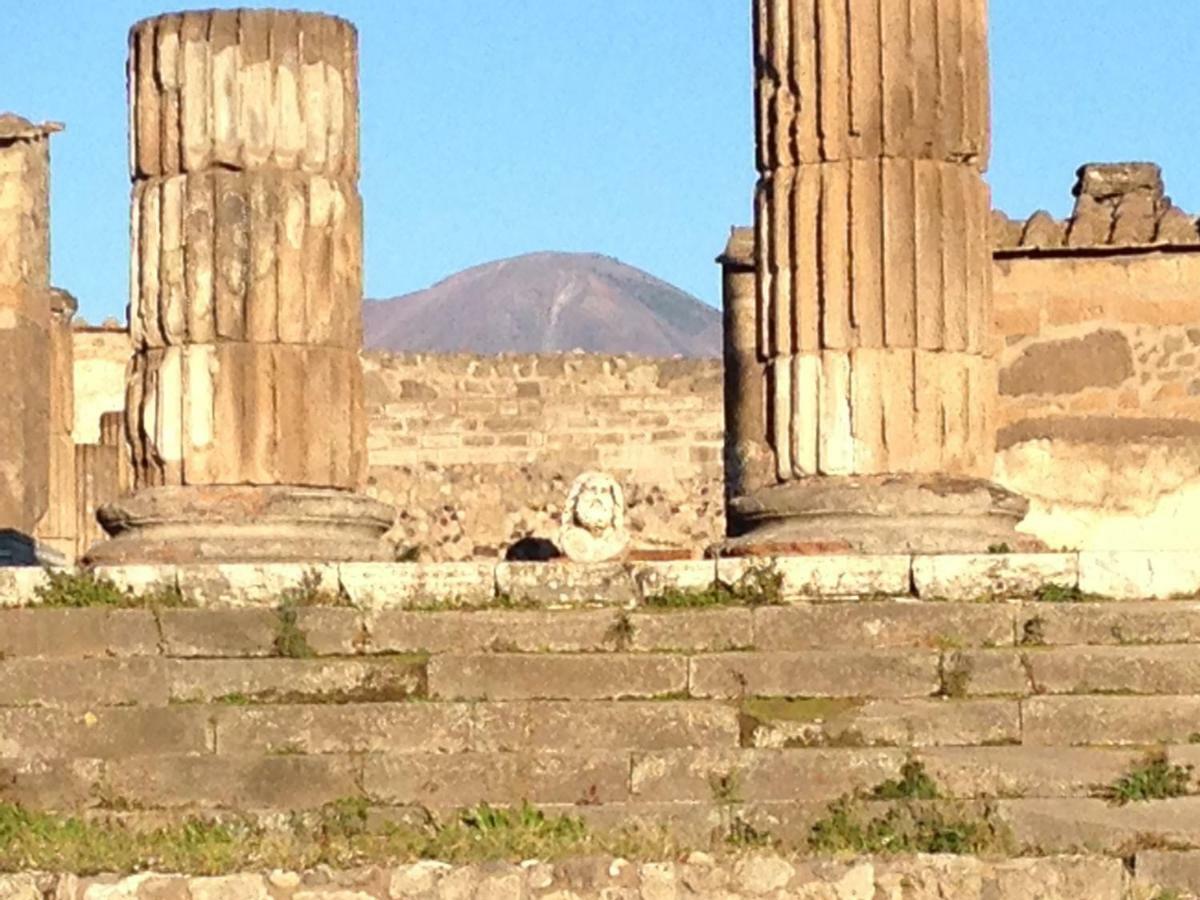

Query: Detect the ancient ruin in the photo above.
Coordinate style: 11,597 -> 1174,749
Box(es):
0,116 -> 68,565
4,4 -> 1200,896
86,10 -> 394,563
720,0 -> 1030,552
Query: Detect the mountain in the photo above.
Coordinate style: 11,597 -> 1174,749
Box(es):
363,252 -> 722,357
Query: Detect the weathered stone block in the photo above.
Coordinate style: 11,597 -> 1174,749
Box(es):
1079,551 -> 1200,599
1135,850 -> 1200,896
213,703 -> 471,755
471,701 -> 740,752
90,563 -> 179,597
166,658 -> 425,704
689,651 -> 940,699
367,609 -> 618,654
628,609 -> 754,652
631,560 -> 718,600
495,562 -> 637,607
717,555 -> 912,599
295,607 -> 365,655
0,608 -> 159,658
1024,695 -> 1200,747
0,566 -> 47,608
1017,601 -> 1200,646
629,748 -> 904,803
1025,646 -> 1200,695
754,602 -> 1014,650
0,658 -> 169,707
0,706 -> 212,759
159,608 -> 279,657
428,654 -> 686,701
0,757 -> 104,810
105,754 -> 361,810
741,698 -> 1020,749
912,554 -> 1078,599
364,752 -> 629,807
948,650 -> 1032,697
917,747 -> 1141,800
177,563 -> 339,606
338,562 -> 494,609
998,797 -> 1200,854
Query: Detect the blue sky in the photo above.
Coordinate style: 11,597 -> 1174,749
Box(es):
3,1 -> 1199,322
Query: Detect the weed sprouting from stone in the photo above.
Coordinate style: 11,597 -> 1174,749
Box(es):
1033,583 -> 1102,604
808,763 -> 1010,856
871,761 -> 940,801
938,652 -> 973,699
987,543 -> 1012,554
273,600 -> 315,659
708,770 -> 743,805
606,611 -> 636,649
279,569 -> 346,608
1021,617 -> 1046,646
645,562 -> 783,609
34,569 -> 187,609
1101,754 -> 1193,806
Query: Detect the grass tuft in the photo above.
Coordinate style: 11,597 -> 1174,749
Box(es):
646,562 -> 783,609
1101,754 -> 1193,806
35,570 -> 187,609
808,762 -> 1010,856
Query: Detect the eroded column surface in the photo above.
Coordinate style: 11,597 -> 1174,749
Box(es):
728,0 -> 1030,551
89,10 -> 392,564
0,116 -> 60,563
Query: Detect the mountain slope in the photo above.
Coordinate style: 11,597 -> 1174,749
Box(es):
363,252 -> 722,357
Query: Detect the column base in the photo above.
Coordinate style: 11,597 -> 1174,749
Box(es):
726,475 -> 1042,554
84,486 -> 396,565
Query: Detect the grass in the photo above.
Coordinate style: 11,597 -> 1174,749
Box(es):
273,601 -> 315,659
1032,583 -> 1102,604
34,570 -> 187,609
0,800 -> 680,875
808,762 -> 1011,856
645,563 -> 783,609
938,653 -> 973,699
1100,754 -> 1193,806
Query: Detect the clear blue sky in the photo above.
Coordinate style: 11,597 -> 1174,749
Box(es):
3,1 -> 1199,322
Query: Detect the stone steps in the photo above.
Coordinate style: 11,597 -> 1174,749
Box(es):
4,558 -> 1200,864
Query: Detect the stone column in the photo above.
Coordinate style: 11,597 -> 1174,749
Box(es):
727,0 -> 1029,551
0,116 -> 60,564
35,288 -> 80,562
88,10 -> 393,564
718,227 -> 772,504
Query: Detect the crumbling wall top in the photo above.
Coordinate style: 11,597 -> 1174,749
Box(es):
995,162 -> 1200,254
0,114 -> 63,145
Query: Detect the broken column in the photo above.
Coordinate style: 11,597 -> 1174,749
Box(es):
726,0 -> 1028,551
0,116 -> 61,564
88,10 -> 393,563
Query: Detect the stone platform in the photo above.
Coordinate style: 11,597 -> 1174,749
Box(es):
3,552 -> 1200,897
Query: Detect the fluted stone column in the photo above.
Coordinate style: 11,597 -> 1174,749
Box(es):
88,10 -> 393,564
726,0 -> 1029,551
0,116 -> 61,564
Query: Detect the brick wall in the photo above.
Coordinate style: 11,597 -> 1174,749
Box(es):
362,352 -> 725,558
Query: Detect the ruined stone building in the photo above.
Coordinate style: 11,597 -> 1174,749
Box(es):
5,2 -> 1200,562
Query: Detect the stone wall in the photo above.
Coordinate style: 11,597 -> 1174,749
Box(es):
992,166 -> 1200,550
362,353 -> 725,558
0,855 -> 1152,899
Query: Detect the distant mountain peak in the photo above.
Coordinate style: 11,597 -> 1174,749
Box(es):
364,252 -> 722,357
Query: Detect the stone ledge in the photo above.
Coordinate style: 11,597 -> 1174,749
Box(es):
0,854 -> 1134,899
1,550 -> 1199,608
